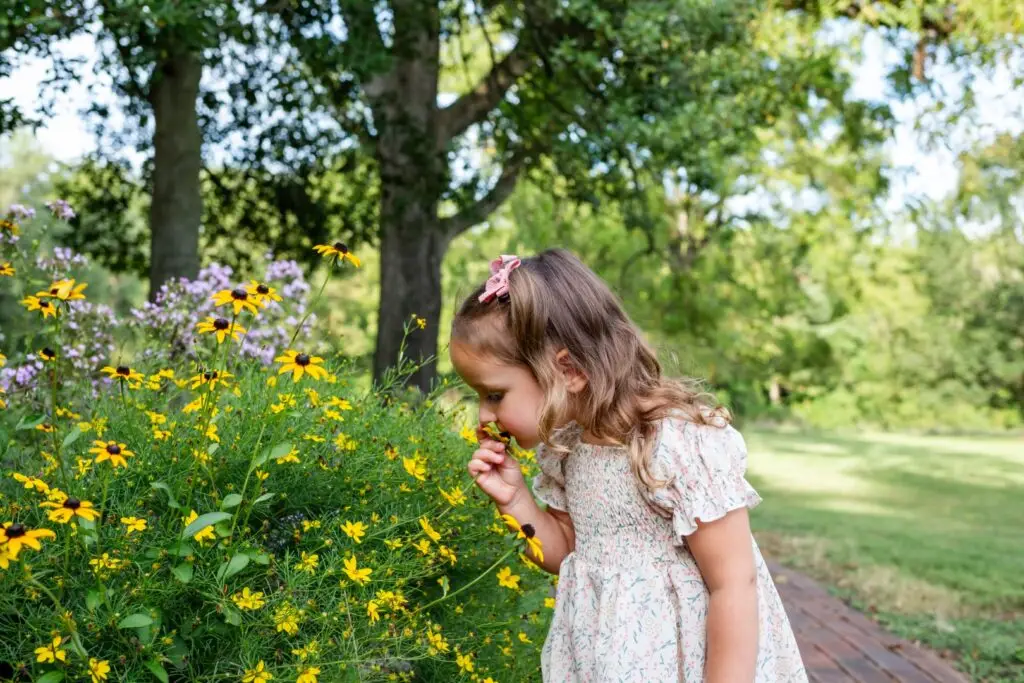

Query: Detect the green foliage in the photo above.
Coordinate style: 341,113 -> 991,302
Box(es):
0,205 -> 553,682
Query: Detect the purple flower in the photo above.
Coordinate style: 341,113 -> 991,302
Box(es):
8,204 -> 35,220
45,199 -> 76,221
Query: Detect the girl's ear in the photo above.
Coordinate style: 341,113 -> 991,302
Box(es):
555,349 -> 587,394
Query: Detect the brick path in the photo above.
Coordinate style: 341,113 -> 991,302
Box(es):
769,562 -> 968,683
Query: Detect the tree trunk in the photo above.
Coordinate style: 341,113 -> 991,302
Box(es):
370,3 -> 445,393
148,51 -> 203,298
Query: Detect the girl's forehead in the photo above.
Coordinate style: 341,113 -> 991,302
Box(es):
451,341 -> 520,385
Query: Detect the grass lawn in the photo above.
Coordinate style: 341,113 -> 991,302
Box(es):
744,428 -> 1024,682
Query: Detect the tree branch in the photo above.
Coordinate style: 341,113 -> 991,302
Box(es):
438,41 -> 532,141
441,153 -> 529,239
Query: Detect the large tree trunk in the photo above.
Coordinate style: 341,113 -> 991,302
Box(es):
370,2 -> 445,393
148,51 -> 202,298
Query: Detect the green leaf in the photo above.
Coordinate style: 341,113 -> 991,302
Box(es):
215,554 -> 250,583
36,672 -> 65,683
15,413 -> 45,431
151,482 -> 180,509
62,425 -> 82,449
145,659 -> 170,683
220,493 -> 243,510
86,589 -> 102,611
207,442 -> 220,456
181,511 -> 231,539
118,613 -> 154,629
223,606 -> 242,626
253,441 -> 291,469
253,492 -> 274,505
70,631 -> 89,658
246,550 -> 271,565
167,541 -> 194,557
172,563 -> 193,584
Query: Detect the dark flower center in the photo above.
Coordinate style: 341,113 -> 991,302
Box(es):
295,353 -> 311,366
499,431 -> 511,441
42,347 -> 55,357
116,366 -> 130,376
333,242 -> 349,254
63,498 -> 81,510
50,287 -> 59,295
40,301 -> 52,309
203,370 -> 218,381
521,523 -> 536,538
231,287 -> 248,300
106,443 -> 121,455
4,523 -> 26,538
213,317 -> 230,330
41,423 -> 53,430
256,284 -> 269,295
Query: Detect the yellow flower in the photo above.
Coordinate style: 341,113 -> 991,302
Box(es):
340,520 -> 368,543
456,652 -> 474,673
333,432 -> 357,451
211,286 -> 259,315
418,517 -> 441,542
439,486 -> 467,507
366,600 -> 380,623
412,539 -> 431,555
246,280 -> 283,306
38,346 -> 57,362
402,456 -> 426,481
89,552 -> 127,577
500,514 -> 544,563
496,566 -> 520,590
89,440 -> 134,468
383,538 -> 402,550
342,556 -> 372,585
296,667 -> 320,683
146,411 -> 168,425
0,262 -> 14,276
312,241 -> 361,267
189,369 -> 233,390
38,278 -> 87,301
89,658 -> 111,683
11,472 -> 50,494
196,316 -> 246,343
438,545 -> 457,565
384,443 -> 399,460
326,396 -> 352,410
21,295 -> 58,318
0,351 -> 5,366
232,587 -> 266,610
36,422 -> 55,433
414,315 -> 427,330
34,636 -> 68,663
40,494 -> 100,524
273,602 -> 301,635
295,551 -> 319,574
182,510 -> 217,545
101,364 -> 144,385
242,660 -> 273,683
518,632 -> 532,644
275,448 -> 300,464
426,629 -> 449,654
544,597 -> 556,609
459,425 -> 478,444
121,516 -> 147,535
274,350 -> 328,382
0,218 -> 18,235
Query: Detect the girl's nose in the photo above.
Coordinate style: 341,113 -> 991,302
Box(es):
478,406 -> 496,425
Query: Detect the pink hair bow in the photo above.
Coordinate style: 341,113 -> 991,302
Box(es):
478,255 -> 521,303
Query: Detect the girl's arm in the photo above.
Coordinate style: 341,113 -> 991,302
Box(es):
687,508 -> 759,683
498,491 -> 575,574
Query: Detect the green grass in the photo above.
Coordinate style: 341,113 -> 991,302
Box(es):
744,428 -> 1024,682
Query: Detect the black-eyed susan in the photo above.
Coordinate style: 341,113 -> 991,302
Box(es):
89,440 -> 134,468
246,280 -> 283,307
312,241 -> 361,267
40,494 -> 100,524
38,278 -> 87,301
274,350 -> 328,382
195,316 -> 246,343
101,365 -> 145,385
34,636 -> 68,664
21,295 -> 58,318
0,262 -> 13,277
38,347 -> 57,362
189,369 -> 233,390
0,521 -> 56,559
501,513 -> 544,562
0,218 -> 19,235
36,422 -> 55,433
211,286 -> 259,315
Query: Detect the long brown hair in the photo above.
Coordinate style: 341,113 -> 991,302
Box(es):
451,248 -> 728,489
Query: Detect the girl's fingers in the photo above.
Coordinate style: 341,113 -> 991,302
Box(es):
473,448 -> 505,465
468,459 -> 492,477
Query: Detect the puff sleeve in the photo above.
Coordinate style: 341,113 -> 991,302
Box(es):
531,442 -> 568,511
644,419 -> 762,544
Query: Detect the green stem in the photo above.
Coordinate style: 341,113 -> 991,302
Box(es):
228,420 -> 270,542
287,269 -> 330,349
414,546 -> 518,614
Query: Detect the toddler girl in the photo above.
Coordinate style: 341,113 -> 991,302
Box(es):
450,249 -> 807,682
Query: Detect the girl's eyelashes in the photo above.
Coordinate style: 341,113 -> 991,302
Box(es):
485,391 -> 504,403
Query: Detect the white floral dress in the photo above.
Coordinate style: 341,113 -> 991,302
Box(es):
532,417 -> 807,682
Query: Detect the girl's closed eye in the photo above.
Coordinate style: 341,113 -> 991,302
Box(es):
485,391 -> 504,403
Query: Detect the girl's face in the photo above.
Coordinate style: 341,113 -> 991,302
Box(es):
450,340 -> 547,449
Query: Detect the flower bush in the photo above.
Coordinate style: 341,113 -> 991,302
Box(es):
0,205 -> 553,682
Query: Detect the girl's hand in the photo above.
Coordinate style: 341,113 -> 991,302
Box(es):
467,427 -> 527,506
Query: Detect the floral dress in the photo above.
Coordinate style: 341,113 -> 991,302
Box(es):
532,417 -> 807,682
